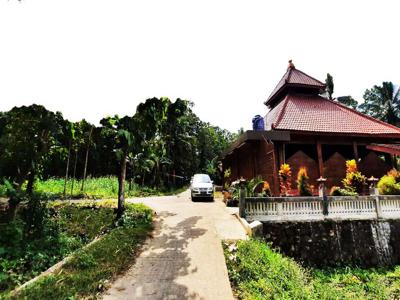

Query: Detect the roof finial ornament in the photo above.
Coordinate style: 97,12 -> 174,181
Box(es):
288,59 -> 295,70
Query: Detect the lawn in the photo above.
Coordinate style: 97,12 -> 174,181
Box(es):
0,200 -> 153,299
0,176 -> 186,200
224,239 -> 400,300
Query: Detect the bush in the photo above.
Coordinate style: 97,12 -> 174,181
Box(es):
262,181 -> 272,197
279,164 -> 292,196
224,240 -> 311,299
378,175 -> 400,195
387,168 -> 400,182
297,167 -> 312,196
342,159 -> 366,194
330,186 -> 358,196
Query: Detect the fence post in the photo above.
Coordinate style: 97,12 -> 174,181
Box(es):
239,178 -> 247,218
277,201 -> 283,217
368,176 -> 381,219
317,177 -> 328,216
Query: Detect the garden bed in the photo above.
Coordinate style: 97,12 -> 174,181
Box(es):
224,239 -> 400,299
0,200 -> 153,299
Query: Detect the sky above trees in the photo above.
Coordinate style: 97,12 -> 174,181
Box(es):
0,0 -> 399,132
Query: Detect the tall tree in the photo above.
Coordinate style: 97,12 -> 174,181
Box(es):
81,125 -> 94,192
63,122 -> 75,198
100,115 -> 138,218
336,96 -> 358,110
325,73 -> 334,100
0,105 -> 64,195
358,82 -> 400,125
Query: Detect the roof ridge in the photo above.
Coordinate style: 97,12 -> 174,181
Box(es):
325,97 -> 400,132
286,67 -> 293,83
273,94 -> 291,129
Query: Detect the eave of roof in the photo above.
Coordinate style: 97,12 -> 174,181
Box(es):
220,130 -> 290,159
367,144 -> 400,155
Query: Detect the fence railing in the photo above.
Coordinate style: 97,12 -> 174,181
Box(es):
243,195 -> 400,222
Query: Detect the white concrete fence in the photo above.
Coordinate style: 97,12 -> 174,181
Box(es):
243,195 -> 400,222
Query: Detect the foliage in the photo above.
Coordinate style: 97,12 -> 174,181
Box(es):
224,240 -> 311,299
246,176 -> 264,197
223,168 -> 232,190
358,81 -> 400,126
224,239 -> 400,300
342,160 -> 366,194
0,105 -> 65,196
0,201 -> 152,294
387,168 -> 400,182
345,159 -> 357,173
325,73 -> 334,100
262,181 -> 272,197
297,167 -> 312,196
0,99 -> 233,202
0,177 -> 183,200
378,175 -> 400,195
279,163 -> 292,196
336,96 -> 358,109
330,186 -> 358,196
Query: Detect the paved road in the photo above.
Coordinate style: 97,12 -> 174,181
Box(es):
103,190 -> 246,300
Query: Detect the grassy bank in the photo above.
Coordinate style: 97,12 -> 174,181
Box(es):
0,176 -> 186,200
224,239 -> 400,299
0,201 -> 153,299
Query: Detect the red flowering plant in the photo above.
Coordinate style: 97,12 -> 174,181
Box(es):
297,167 -> 312,196
342,159 -> 366,195
279,163 -> 292,196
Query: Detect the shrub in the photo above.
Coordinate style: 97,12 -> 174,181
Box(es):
342,159 -> 366,194
330,186 -> 358,196
279,163 -> 292,196
378,175 -> 400,195
297,167 -> 312,196
224,240 -> 311,299
262,181 -> 272,197
387,168 -> 400,182
246,176 -> 264,196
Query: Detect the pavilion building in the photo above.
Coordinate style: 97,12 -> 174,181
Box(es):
221,62 -> 400,195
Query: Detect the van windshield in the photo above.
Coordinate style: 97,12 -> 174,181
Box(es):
193,175 -> 211,183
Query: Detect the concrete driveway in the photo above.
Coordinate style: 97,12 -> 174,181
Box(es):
103,190 -> 246,300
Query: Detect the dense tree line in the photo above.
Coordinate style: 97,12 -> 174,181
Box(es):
0,98 -> 235,215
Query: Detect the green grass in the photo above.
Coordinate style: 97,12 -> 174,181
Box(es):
0,176 -> 186,200
224,239 -> 400,300
0,200 -> 153,299
8,224 -> 152,300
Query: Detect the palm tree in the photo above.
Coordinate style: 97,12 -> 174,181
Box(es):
359,82 -> 400,126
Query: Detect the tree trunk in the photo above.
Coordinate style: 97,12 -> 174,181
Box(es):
63,140 -> 72,198
117,154 -> 127,219
81,126 -> 93,192
71,150 -> 78,197
26,169 -> 36,196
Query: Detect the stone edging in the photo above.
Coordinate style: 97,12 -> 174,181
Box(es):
12,235 -> 103,295
232,211 -> 262,237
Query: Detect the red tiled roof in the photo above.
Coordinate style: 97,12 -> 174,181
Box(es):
265,93 -> 400,136
265,67 -> 326,106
